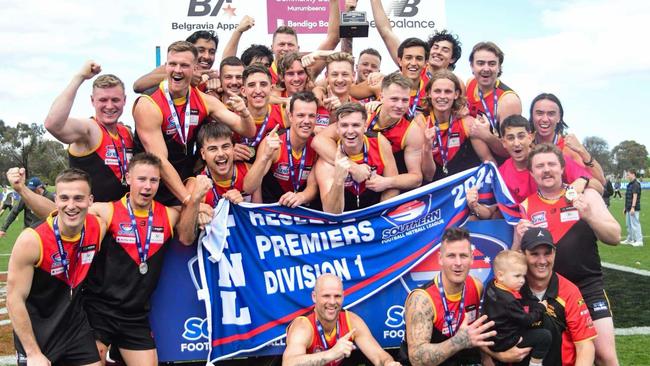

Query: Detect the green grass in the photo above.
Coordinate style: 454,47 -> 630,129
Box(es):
598,193 -> 650,269
0,210 -> 24,271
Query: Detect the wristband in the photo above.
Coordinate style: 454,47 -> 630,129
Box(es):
583,155 -> 594,167
580,176 -> 590,188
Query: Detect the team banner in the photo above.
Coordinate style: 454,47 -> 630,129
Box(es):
196,162 -> 518,363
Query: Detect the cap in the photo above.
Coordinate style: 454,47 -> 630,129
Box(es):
521,227 -> 555,251
26,177 -> 44,190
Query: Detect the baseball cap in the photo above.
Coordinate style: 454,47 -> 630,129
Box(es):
521,227 -> 555,251
26,177 -> 44,190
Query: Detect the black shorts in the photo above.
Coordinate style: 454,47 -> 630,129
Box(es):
582,288 -> 613,320
16,327 -> 99,366
86,307 -> 156,351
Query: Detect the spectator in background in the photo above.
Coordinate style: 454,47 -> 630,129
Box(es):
622,169 -> 643,246
613,178 -> 622,198
0,177 -> 54,237
0,187 -> 16,218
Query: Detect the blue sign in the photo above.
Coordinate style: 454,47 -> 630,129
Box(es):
149,163 -> 518,363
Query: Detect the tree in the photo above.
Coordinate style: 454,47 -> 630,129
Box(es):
0,119 -> 67,185
612,140 -> 648,176
583,136 -> 613,175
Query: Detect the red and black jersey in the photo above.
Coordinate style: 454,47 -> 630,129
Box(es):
427,116 -> 481,181
21,213 -> 102,352
366,110 -> 412,174
343,133 -> 385,211
84,197 -> 173,318
69,120 -> 133,202
262,131 -> 316,203
521,273 -> 597,366
399,275 -> 482,365
269,62 -> 279,85
134,82 -> 209,204
233,104 -> 285,147
200,163 -> 252,206
316,105 -> 331,129
520,193 -> 604,293
316,97 -> 357,129
466,78 -> 515,133
291,310 -> 353,366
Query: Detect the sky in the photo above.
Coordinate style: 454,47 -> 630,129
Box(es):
1,0 -> 649,151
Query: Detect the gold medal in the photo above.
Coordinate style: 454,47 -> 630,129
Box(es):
248,146 -> 256,158
565,186 -> 577,202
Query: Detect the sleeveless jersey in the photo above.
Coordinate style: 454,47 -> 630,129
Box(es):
399,275 -> 482,365
316,97 -> 357,129
466,78 -> 515,135
520,193 -> 603,293
367,110 -> 412,174
343,133 -> 385,211
200,163 -> 252,206
134,82 -> 209,204
69,120 -> 133,202
303,310 -> 353,366
427,116 -> 481,181
316,105 -> 331,129
269,62 -> 279,85
84,197 -> 173,317
262,132 -> 316,203
19,213 -> 101,352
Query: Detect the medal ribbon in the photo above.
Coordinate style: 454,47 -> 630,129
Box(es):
315,318 -> 340,351
437,273 -> 465,337
407,80 -> 423,120
125,195 -> 154,266
243,110 -> 270,147
163,80 -> 192,146
286,132 -> 307,193
478,86 -> 499,134
53,217 -> 85,289
97,121 -> 129,183
205,167 -> 236,207
430,115 -> 455,173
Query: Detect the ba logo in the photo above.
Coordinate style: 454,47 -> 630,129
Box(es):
389,0 -> 420,17
400,233 -> 508,293
381,196 -> 431,226
182,317 -> 209,340
187,0 -> 235,17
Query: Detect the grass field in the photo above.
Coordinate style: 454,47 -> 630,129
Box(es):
0,192 -> 648,363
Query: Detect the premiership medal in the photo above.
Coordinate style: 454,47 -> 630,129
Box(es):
565,186 -> 577,202
443,166 -> 448,175
139,262 -> 148,275
248,146 -> 256,158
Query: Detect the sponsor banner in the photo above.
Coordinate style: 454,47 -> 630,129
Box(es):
192,163 -> 516,363
157,0 -> 444,74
